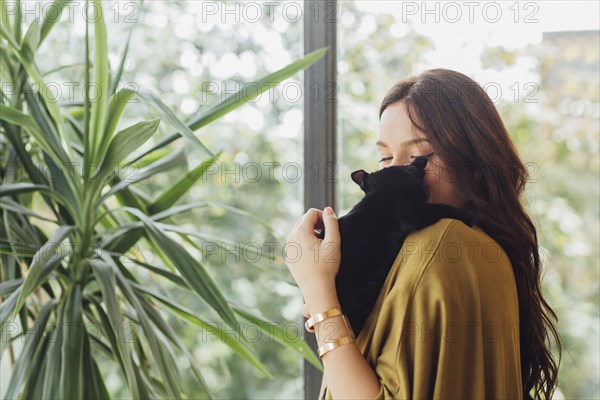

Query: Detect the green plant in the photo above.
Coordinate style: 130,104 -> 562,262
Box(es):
0,1 -> 325,397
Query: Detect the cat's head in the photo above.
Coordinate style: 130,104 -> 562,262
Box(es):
351,156 -> 428,193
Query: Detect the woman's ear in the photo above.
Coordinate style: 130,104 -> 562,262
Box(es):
351,169 -> 369,191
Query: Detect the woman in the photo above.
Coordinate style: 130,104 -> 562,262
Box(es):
285,69 -> 561,399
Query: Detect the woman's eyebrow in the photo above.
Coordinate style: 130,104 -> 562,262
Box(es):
375,137 -> 430,148
403,137 -> 430,146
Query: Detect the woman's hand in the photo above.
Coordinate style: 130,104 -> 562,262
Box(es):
291,209 -> 382,399
285,207 -> 342,315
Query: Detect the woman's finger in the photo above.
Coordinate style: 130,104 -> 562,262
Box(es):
299,208 -> 323,236
322,207 -> 341,244
289,208 -> 320,240
301,303 -> 310,318
288,210 -> 311,241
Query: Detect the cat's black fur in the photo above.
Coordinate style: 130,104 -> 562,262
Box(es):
317,156 -> 473,337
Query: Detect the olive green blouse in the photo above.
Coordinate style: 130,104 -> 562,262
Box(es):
324,218 -> 523,399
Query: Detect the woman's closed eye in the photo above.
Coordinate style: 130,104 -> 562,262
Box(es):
410,152 -> 435,159
379,152 -> 434,164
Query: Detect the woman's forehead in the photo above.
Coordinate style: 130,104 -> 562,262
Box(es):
378,102 -> 427,146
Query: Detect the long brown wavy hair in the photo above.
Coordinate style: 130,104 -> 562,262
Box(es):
379,69 -> 561,399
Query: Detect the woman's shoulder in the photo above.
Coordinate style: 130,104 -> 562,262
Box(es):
402,217 -> 510,266
375,218 -> 519,328
386,218 -> 514,296
406,217 -> 491,246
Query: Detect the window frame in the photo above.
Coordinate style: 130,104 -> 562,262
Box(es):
303,0 -> 338,397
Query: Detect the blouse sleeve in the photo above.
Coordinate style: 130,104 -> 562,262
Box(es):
363,219 -> 522,399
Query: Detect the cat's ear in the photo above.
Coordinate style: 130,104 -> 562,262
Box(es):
410,157 -> 428,180
351,169 -> 369,191
411,156 -> 428,171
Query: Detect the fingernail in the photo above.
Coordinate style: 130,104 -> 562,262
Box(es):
324,206 -> 335,216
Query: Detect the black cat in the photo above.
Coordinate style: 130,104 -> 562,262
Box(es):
317,156 -> 473,337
